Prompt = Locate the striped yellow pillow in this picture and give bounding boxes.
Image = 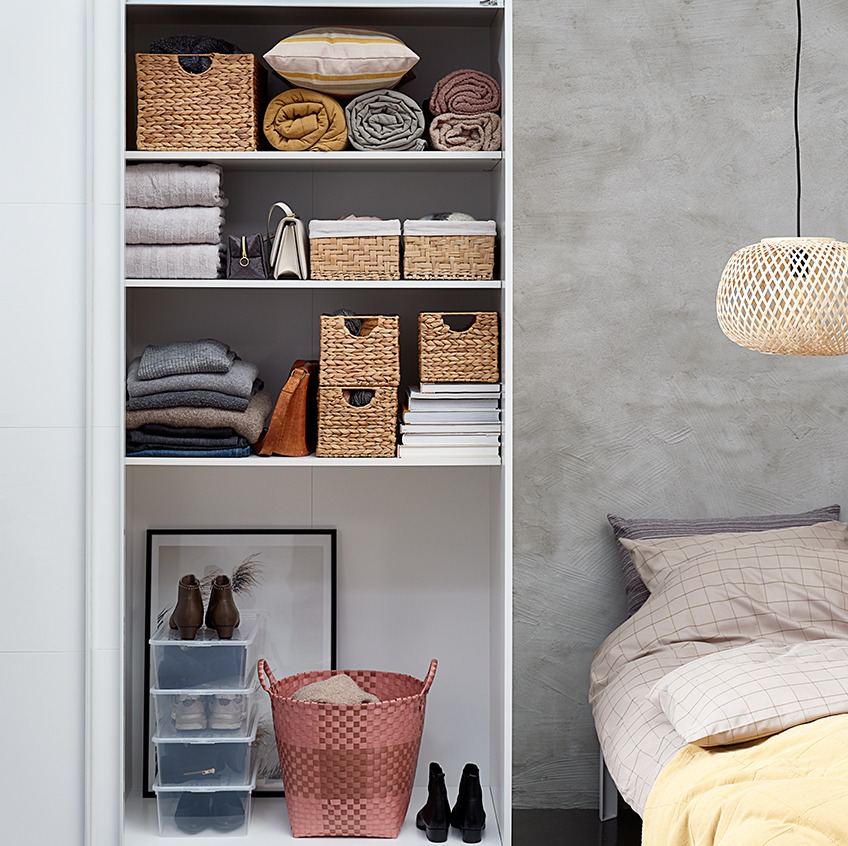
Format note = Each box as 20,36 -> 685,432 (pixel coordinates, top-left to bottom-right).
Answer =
263,28 -> 419,98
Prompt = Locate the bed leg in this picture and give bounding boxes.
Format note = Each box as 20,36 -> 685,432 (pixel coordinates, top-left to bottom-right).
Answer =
599,750 -> 619,821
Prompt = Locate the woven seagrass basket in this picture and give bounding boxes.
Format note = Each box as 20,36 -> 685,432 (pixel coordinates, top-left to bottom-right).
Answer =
258,659 -> 437,838
316,387 -> 398,458
136,53 -> 260,151
404,234 -> 495,280
310,236 -> 401,280
320,315 -> 400,387
418,312 -> 499,383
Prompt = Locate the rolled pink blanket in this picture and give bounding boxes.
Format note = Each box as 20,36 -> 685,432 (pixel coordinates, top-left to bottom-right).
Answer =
429,112 -> 502,152
429,69 -> 501,116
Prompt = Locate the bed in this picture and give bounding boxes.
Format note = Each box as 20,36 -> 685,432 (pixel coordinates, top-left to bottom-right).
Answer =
589,511 -> 848,845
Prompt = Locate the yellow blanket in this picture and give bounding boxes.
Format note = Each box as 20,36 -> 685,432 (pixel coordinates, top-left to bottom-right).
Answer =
262,88 -> 347,152
644,714 -> 848,845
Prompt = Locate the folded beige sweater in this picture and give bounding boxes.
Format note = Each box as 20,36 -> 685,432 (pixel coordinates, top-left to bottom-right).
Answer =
291,673 -> 380,705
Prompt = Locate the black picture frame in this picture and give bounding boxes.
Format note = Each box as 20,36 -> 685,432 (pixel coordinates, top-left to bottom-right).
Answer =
143,528 -> 337,798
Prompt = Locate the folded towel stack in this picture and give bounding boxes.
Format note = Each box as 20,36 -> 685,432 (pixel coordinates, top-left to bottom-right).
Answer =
428,69 -> 502,152
125,164 -> 227,279
125,339 -> 272,457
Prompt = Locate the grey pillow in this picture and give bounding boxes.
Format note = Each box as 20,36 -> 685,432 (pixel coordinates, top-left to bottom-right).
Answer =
608,504 -> 841,617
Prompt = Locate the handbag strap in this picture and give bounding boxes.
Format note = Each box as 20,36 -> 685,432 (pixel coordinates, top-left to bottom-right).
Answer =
267,202 -> 297,240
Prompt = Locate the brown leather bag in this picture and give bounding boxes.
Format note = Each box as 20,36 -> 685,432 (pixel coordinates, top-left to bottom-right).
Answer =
255,360 -> 318,456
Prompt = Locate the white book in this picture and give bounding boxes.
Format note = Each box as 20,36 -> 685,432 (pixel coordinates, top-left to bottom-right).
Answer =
400,422 -> 502,434
418,383 -> 501,394
409,389 -> 501,403
407,394 -> 499,411
398,444 -> 501,458
400,433 -> 501,446
402,409 -> 501,424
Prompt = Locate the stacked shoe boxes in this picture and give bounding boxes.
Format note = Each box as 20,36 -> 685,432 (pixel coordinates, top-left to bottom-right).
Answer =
148,612 -> 265,836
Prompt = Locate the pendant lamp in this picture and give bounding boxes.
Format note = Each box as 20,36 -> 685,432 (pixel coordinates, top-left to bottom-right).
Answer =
716,0 -> 848,356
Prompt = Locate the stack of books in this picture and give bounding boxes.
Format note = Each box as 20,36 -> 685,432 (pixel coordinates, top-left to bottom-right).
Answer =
398,383 -> 502,459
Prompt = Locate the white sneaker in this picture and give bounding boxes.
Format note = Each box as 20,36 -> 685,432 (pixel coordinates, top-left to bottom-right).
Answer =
208,695 -> 247,730
171,695 -> 207,731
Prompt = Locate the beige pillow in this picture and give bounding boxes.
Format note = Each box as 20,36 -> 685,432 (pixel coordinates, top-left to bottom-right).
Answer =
264,28 -> 419,97
619,520 -> 848,592
650,639 -> 848,746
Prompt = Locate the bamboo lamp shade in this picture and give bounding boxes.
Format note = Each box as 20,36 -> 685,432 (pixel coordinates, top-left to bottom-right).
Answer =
717,237 -> 848,355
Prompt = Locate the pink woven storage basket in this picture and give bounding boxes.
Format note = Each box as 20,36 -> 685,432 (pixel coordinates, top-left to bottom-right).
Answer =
258,659 -> 437,838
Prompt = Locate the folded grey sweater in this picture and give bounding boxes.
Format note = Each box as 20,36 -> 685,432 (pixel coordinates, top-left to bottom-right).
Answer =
126,388 -> 253,413
127,357 -> 258,399
125,390 -> 274,444
137,339 -> 235,380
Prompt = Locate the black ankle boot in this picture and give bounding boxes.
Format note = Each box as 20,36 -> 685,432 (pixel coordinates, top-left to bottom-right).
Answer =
416,762 -> 450,842
450,763 -> 486,843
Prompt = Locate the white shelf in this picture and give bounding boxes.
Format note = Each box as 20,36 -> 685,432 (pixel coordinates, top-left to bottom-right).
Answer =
126,0 -> 502,8
125,151 -> 503,172
126,455 -> 501,467
126,278 -> 504,289
125,786 -> 502,845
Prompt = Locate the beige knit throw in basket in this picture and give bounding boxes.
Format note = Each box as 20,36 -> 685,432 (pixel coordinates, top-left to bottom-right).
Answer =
258,659 -> 437,838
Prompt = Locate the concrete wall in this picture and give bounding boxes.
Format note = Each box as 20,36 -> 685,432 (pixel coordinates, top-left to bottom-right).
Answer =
512,0 -> 848,809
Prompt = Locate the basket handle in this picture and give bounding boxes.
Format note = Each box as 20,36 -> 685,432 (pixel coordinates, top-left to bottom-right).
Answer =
257,659 -> 277,693
421,659 -> 438,695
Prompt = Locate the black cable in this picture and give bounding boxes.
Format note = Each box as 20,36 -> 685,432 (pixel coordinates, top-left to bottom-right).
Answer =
795,0 -> 802,237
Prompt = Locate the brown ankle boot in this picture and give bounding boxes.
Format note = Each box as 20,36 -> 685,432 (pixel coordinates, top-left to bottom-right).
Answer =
168,574 -> 203,640
205,575 -> 240,639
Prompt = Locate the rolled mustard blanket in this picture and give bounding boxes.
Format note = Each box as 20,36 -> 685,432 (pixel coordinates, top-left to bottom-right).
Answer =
429,112 -> 502,152
429,69 -> 501,116
345,89 -> 426,151
263,88 -> 347,151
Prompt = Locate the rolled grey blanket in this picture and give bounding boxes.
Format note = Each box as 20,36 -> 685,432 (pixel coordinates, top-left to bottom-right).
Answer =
127,357 -> 258,399
125,163 -> 227,209
345,89 -> 426,151
125,244 -> 223,279
429,112 -> 502,152
125,390 -> 275,444
137,339 -> 235,380
125,207 -> 225,245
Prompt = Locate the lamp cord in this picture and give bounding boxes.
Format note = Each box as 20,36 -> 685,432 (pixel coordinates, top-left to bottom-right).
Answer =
794,0 -> 802,237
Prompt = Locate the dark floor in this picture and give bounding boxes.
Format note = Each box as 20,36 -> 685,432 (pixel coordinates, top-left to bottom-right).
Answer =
513,807 -> 642,846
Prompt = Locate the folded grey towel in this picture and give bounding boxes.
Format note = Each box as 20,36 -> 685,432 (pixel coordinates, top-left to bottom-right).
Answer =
137,339 -> 235,380
345,89 -> 426,151
125,207 -> 225,245
125,163 -> 227,209
125,390 -> 275,444
291,674 -> 380,705
127,357 -> 258,399
126,387 -> 254,413
125,244 -> 223,279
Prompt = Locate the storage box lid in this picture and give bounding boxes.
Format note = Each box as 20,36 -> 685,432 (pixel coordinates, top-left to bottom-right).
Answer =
150,680 -> 258,697
309,219 -> 401,238
149,611 -> 264,647
403,219 -> 496,236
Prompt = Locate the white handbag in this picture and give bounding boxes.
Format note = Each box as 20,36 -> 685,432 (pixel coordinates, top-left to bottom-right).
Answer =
267,202 -> 309,279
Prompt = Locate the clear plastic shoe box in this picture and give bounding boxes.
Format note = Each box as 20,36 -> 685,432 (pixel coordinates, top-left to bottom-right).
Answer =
151,684 -> 258,739
153,764 -> 257,837
153,712 -> 258,787
149,612 -> 265,690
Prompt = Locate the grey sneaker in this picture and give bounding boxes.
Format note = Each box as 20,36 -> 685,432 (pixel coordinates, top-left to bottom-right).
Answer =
171,695 -> 207,731
208,694 -> 247,731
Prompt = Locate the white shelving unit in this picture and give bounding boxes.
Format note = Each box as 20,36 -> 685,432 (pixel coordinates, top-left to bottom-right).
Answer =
86,1 -> 511,844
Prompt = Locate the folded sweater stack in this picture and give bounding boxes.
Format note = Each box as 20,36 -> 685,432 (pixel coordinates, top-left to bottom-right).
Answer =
125,339 -> 273,457
125,163 -> 227,279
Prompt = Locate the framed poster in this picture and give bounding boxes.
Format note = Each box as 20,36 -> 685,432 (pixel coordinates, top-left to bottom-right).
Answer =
143,528 -> 337,796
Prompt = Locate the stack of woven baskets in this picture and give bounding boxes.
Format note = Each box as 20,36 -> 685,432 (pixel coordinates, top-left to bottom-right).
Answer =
316,315 -> 400,457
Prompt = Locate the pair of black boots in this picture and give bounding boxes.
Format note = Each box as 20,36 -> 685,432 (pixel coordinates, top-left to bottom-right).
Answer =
416,762 -> 486,843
